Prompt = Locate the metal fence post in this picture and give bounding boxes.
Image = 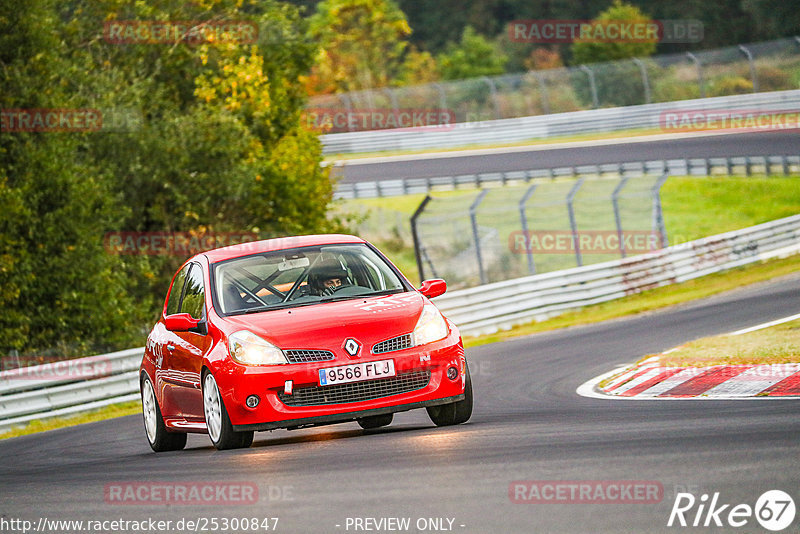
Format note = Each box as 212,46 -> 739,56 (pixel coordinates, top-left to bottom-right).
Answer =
686,53 -> 705,98
430,82 -> 448,114
410,195 -> 432,282
579,65 -> 599,109
652,173 -> 669,249
339,93 -> 354,132
533,72 -> 551,114
519,184 -> 538,274
566,178 -> 585,266
738,45 -> 759,93
481,76 -> 501,119
631,58 -> 651,104
4,349 -> 20,371
611,176 -> 631,257
384,87 -> 399,113
420,247 -> 439,279
470,190 -> 490,284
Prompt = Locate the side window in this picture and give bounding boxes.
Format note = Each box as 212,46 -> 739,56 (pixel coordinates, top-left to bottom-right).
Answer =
165,264 -> 191,316
180,264 -> 206,320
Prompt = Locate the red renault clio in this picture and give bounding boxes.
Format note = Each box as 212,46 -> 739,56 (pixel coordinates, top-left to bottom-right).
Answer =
140,234 -> 472,451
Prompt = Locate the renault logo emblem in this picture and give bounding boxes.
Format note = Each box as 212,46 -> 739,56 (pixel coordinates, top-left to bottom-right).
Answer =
344,338 -> 361,357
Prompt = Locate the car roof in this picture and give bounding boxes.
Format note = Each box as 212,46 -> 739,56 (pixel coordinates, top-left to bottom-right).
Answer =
201,234 -> 366,263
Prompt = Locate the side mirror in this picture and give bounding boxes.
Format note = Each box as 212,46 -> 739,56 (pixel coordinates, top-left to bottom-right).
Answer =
165,313 -> 199,332
419,279 -> 447,299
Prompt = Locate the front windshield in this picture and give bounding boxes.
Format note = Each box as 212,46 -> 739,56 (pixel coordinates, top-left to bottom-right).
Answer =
212,244 -> 407,315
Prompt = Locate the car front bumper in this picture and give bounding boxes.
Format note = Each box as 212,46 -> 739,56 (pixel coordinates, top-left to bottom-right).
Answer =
216,330 -> 466,431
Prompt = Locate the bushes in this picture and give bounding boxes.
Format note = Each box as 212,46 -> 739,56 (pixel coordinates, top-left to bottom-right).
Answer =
0,0 -> 340,358
708,76 -> 753,96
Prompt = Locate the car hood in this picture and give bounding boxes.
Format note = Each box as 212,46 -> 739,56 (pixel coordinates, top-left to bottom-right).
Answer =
222,292 -> 425,352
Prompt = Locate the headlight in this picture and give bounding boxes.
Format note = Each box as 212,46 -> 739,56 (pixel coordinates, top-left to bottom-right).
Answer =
228,330 -> 288,366
413,304 -> 448,346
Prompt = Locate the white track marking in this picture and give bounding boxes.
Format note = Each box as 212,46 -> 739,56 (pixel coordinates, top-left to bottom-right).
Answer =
610,367 -> 669,395
728,313 -> 800,336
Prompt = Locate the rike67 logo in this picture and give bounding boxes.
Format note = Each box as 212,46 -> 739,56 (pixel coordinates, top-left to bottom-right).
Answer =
668,490 -> 795,531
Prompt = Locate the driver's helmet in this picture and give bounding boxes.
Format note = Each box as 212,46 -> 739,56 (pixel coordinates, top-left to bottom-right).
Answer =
308,258 -> 349,294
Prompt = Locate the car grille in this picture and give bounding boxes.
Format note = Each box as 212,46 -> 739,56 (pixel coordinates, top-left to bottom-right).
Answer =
372,333 -> 413,354
278,371 -> 430,407
284,350 -> 335,363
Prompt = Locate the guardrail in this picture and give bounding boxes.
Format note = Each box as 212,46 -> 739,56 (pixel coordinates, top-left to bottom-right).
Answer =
434,214 -> 800,336
0,348 -> 142,433
312,37 -> 800,135
1,214 -> 798,431
323,89 -> 800,156
335,153 -> 800,199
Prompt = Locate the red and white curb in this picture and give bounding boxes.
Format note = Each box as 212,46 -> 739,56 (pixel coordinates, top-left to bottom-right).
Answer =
578,314 -> 800,401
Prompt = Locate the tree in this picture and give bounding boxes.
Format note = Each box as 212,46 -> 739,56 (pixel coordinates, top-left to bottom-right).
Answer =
437,26 -> 508,81
0,0 -> 151,355
397,47 -> 439,86
570,0 -> 657,65
306,0 -> 412,93
0,0 -> 341,357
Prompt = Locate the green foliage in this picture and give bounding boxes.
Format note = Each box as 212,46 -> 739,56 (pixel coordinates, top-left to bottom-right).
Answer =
570,1 -> 657,66
707,76 -> 753,97
307,0 -> 412,93
437,26 -> 508,81
566,2 -> 658,107
0,0 -> 340,357
755,66 -> 792,91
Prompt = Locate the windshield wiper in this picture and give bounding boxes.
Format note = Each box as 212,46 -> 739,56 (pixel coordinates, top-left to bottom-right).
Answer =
238,289 -> 407,312
241,302 -> 317,314
319,288 -> 405,303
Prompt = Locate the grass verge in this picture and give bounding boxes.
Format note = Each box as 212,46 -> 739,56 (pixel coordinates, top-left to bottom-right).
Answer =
463,253 -> 800,348
656,319 -> 800,368
0,400 -> 141,440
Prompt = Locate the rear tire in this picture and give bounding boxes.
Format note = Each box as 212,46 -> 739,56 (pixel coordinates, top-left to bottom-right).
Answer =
427,361 -> 473,426
203,372 -> 254,450
141,375 -> 187,452
357,413 -> 393,429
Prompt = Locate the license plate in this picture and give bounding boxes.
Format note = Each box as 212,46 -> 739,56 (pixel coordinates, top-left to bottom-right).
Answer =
319,359 -> 395,386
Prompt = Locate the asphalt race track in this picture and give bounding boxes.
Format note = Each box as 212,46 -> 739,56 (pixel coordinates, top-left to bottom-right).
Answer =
334,131 -> 800,183
2,274 -> 799,533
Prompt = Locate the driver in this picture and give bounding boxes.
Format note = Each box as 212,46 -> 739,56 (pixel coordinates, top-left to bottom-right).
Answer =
308,258 -> 350,296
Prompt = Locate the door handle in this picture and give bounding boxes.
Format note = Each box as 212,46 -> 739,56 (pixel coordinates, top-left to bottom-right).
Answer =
167,344 -> 175,352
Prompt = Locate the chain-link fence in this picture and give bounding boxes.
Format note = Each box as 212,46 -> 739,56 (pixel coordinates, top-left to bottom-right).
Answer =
410,174 -> 668,289
308,38 -> 800,127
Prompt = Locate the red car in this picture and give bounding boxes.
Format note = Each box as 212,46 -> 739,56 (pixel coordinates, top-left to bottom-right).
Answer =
140,234 -> 472,451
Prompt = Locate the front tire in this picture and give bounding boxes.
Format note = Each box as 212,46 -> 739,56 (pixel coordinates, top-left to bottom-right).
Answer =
427,361 -> 473,426
141,375 -> 187,452
203,372 -> 254,450
357,413 -> 393,429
